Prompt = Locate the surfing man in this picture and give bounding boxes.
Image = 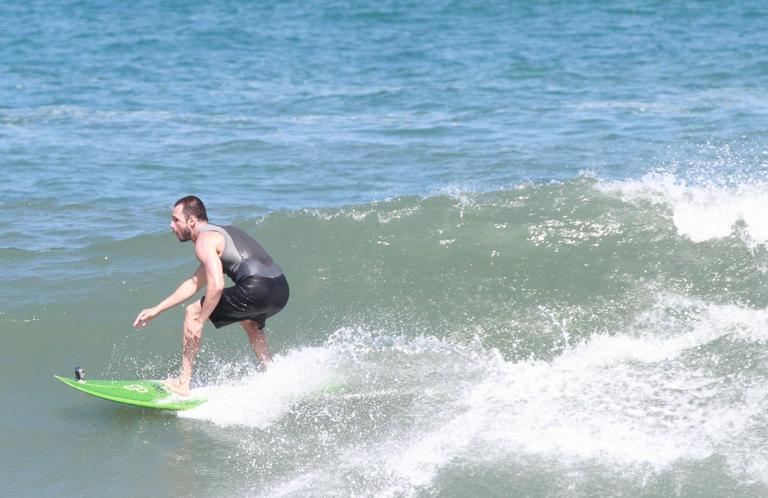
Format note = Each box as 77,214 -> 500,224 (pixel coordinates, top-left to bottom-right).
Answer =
133,196 -> 289,396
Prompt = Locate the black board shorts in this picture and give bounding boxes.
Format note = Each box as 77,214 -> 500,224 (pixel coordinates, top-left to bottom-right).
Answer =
202,274 -> 289,329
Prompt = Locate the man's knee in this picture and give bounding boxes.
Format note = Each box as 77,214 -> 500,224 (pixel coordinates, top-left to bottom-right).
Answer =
185,301 -> 201,320
241,319 -> 263,334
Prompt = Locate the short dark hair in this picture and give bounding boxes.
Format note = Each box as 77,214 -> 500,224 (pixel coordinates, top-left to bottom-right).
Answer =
174,195 -> 208,221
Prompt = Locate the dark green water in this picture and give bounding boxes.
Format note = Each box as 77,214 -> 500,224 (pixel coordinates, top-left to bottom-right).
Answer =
6,180 -> 768,496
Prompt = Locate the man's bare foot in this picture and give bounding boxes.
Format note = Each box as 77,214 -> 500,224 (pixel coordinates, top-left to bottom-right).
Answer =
163,377 -> 190,397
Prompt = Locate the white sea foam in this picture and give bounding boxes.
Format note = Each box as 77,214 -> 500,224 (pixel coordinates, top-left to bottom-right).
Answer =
595,172 -> 768,247
300,203 -> 421,224
179,346 -> 340,428
370,296 -> 768,495
187,296 -> 768,496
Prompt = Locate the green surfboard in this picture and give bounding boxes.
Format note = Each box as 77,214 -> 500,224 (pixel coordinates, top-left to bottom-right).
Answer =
55,375 -> 206,411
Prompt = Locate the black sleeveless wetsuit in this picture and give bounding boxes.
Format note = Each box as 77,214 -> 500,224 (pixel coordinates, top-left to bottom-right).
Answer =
199,224 -> 289,329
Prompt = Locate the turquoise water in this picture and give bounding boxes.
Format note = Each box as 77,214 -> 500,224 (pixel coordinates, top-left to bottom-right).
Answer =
4,1 -> 768,496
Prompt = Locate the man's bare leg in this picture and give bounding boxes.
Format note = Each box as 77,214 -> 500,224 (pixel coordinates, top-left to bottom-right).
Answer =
165,301 -> 203,396
241,319 -> 272,366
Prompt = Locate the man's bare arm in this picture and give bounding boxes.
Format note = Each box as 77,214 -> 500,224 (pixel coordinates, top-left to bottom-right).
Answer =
194,232 -> 225,324
133,264 -> 207,328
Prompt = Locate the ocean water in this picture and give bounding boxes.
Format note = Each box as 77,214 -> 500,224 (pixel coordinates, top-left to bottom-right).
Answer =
3,0 -> 768,496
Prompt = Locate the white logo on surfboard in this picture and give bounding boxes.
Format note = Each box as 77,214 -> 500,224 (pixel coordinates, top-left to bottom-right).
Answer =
124,384 -> 149,393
